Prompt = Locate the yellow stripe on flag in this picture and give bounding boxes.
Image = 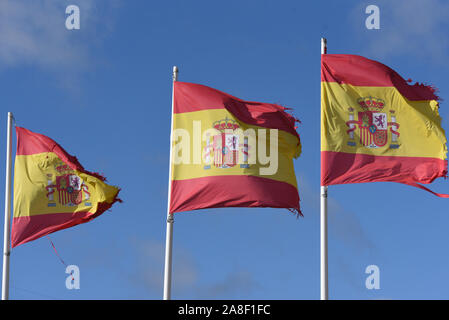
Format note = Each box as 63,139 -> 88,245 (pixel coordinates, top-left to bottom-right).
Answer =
14,153 -> 119,217
321,82 -> 447,159
172,109 -> 299,188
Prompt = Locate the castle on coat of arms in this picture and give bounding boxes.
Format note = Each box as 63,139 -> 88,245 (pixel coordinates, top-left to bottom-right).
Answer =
346,97 -> 400,149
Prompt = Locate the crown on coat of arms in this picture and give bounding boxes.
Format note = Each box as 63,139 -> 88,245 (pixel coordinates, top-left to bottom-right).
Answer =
357,97 -> 385,111
213,117 -> 240,132
54,161 -> 72,174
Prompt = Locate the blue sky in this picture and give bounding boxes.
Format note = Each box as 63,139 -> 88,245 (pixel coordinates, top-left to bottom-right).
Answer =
1,0 -> 449,300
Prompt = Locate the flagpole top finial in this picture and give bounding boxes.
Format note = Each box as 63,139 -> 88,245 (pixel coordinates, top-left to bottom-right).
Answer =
172,66 -> 178,81
321,38 -> 327,54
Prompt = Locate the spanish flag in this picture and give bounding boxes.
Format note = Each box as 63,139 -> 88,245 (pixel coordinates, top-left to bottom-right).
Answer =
170,82 -> 302,215
12,127 -> 121,247
321,54 -> 447,195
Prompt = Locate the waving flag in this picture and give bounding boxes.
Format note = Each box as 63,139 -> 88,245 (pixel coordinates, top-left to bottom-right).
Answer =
321,54 -> 447,194
170,82 -> 302,215
12,127 -> 121,247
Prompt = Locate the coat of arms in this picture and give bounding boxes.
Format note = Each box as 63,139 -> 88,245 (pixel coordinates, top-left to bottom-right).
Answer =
346,97 -> 400,149
203,117 -> 250,169
46,162 -> 90,207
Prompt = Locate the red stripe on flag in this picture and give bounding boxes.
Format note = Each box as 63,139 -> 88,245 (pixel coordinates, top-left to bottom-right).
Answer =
11,198 -> 120,248
321,151 -> 447,186
170,175 -> 301,215
173,82 -> 301,140
12,211 -> 95,248
321,54 -> 439,101
15,127 -> 107,182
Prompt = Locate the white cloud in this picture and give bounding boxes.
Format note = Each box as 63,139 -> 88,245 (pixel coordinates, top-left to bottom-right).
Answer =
0,0 -> 120,71
297,174 -> 374,254
0,1 -> 81,69
129,239 -> 198,296
354,0 -> 449,65
327,196 -> 375,254
128,238 -> 261,299
196,270 -> 260,299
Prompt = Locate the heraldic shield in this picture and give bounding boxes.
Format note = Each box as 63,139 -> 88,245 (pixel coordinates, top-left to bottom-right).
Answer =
45,161 -> 91,207
55,174 -> 84,206
203,117 -> 250,169
346,97 -> 400,149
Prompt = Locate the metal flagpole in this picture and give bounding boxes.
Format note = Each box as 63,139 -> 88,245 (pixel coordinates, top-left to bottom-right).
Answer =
320,38 -> 329,300
2,112 -> 13,300
163,66 -> 178,300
